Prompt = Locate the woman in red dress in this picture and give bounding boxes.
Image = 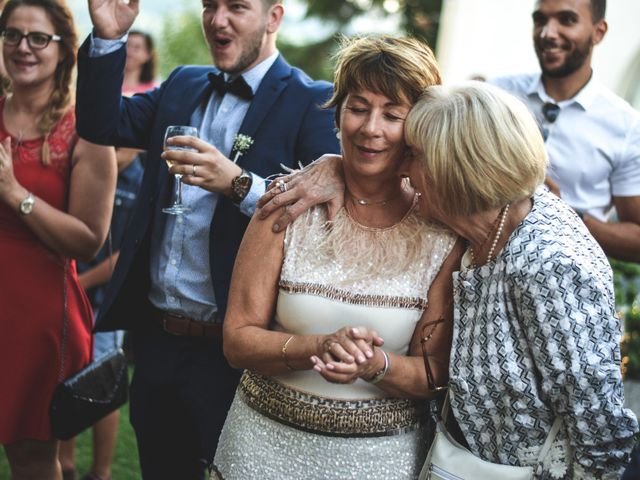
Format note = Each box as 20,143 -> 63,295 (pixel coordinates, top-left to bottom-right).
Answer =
0,1 -> 116,478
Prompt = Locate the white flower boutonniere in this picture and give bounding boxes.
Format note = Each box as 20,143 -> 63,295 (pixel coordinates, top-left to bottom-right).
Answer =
232,134 -> 254,163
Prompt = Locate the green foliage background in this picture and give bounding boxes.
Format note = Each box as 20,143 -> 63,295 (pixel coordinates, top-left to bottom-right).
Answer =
157,0 -> 443,82
613,260 -> 640,380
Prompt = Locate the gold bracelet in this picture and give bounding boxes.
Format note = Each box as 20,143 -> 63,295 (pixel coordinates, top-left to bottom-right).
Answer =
281,335 -> 295,371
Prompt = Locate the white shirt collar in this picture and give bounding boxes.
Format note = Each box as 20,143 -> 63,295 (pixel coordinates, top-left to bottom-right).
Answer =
527,72 -> 602,111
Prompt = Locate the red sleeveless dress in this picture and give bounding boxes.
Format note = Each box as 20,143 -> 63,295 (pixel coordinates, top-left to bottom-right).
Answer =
0,97 -> 93,443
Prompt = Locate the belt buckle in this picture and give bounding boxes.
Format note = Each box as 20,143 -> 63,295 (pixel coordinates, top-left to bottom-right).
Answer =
162,313 -> 185,336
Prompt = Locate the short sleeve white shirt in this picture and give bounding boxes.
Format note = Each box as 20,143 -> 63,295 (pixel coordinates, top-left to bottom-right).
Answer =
490,73 -> 640,221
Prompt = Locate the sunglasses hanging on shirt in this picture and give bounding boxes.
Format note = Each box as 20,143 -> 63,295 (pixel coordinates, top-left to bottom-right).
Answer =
540,102 -> 560,141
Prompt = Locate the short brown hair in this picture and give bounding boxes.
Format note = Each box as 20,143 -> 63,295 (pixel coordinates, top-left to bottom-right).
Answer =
405,82 -> 547,217
590,0 -> 606,22
324,35 -> 441,127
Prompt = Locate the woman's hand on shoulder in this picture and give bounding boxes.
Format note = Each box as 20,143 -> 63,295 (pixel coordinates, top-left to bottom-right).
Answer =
257,154 -> 345,233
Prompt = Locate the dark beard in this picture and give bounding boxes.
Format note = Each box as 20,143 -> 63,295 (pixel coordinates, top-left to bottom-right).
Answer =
536,35 -> 592,78
225,24 -> 266,75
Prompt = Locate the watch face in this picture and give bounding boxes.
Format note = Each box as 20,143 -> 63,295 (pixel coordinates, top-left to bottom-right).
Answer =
232,171 -> 252,203
235,176 -> 251,189
20,195 -> 34,214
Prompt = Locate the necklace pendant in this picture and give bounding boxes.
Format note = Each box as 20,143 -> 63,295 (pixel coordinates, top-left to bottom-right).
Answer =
358,199 -> 368,205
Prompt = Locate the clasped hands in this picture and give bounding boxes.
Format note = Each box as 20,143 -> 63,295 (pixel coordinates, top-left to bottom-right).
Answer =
311,326 -> 385,385
162,135 -> 242,196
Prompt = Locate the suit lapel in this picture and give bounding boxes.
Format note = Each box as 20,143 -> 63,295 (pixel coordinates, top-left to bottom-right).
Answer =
232,56 -> 292,165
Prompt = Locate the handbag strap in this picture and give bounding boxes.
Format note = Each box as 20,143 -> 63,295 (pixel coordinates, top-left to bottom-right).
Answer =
57,259 -> 70,382
440,390 -> 562,465
537,415 -> 562,462
106,227 -> 118,350
440,388 -> 451,422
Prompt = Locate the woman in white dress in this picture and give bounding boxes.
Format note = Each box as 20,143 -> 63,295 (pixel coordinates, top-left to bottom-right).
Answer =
211,36 -> 462,480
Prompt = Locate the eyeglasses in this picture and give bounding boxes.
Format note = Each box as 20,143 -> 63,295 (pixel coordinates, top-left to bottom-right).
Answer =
540,102 -> 560,141
1,28 -> 61,50
420,317 -> 448,392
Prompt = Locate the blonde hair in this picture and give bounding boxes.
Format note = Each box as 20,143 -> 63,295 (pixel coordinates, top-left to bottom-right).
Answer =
0,0 -> 77,166
324,35 -> 441,127
405,82 -> 547,217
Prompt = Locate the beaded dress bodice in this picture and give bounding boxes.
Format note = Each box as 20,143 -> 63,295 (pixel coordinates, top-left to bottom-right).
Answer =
213,203 -> 457,480
272,204 -> 456,399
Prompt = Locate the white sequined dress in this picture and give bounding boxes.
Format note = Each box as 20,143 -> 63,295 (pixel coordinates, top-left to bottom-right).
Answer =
212,203 -> 457,480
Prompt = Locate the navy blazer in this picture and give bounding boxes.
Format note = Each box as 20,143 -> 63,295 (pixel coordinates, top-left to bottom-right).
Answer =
76,37 -> 340,332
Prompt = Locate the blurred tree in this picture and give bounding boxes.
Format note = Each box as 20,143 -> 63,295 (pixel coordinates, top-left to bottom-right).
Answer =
305,0 -> 442,49
157,1 -> 443,83
283,0 -> 443,81
159,9 -> 210,78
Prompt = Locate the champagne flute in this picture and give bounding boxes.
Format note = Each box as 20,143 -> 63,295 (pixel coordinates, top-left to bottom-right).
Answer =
163,125 -> 198,215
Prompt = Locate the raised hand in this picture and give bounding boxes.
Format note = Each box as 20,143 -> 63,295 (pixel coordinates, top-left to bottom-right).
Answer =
88,0 -> 140,39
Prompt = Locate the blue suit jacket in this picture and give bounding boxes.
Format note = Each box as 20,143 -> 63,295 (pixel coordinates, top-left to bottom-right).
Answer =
76,37 -> 340,332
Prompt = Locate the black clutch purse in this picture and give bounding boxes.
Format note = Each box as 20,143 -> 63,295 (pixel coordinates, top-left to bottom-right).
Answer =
49,348 -> 129,440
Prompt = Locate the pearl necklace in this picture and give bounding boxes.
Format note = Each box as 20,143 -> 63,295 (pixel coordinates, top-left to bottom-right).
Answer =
469,203 -> 510,267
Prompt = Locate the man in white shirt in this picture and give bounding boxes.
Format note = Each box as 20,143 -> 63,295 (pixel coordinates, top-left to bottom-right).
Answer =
491,0 -> 640,262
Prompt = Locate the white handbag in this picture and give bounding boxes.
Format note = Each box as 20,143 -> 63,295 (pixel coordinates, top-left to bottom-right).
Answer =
419,391 -> 562,480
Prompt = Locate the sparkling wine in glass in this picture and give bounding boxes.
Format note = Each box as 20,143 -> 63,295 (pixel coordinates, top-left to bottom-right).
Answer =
163,125 -> 198,215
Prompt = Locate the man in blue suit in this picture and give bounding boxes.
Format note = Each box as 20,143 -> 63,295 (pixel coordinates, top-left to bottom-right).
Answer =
76,1 -> 339,478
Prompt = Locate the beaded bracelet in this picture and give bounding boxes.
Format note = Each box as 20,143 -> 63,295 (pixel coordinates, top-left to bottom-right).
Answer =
281,335 -> 295,371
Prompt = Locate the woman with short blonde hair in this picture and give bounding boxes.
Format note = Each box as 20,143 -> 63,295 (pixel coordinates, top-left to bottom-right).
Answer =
405,82 -> 546,216
404,82 -> 638,478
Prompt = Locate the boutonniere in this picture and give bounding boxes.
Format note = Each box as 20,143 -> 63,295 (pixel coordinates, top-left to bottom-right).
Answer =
232,134 -> 254,163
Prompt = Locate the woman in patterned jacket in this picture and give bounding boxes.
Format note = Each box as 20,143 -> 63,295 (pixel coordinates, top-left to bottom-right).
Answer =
404,81 -> 638,479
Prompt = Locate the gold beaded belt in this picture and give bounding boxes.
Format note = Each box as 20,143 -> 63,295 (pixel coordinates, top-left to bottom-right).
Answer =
238,371 -> 425,437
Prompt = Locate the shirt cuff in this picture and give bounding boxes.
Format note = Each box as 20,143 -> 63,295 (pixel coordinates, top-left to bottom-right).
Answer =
239,172 -> 266,217
89,31 -> 128,57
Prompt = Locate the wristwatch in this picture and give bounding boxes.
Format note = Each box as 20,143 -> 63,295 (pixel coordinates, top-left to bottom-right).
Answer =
19,192 -> 35,215
230,169 -> 253,204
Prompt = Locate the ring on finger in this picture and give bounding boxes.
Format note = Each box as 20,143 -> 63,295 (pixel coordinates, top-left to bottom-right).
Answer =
274,179 -> 286,193
192,164 -> 197,176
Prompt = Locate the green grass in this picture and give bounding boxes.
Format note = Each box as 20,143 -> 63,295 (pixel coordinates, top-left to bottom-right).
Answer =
0,399 -> 141,479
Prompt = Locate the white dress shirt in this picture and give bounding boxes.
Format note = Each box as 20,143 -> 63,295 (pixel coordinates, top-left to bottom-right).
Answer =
148,53 -> 279,322
490,73 -> 640,221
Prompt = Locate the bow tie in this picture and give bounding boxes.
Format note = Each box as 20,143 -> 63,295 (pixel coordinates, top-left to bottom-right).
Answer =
208,72 -> 254,100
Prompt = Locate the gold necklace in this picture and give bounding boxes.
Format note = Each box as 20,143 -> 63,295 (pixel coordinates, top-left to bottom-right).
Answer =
347,188 -> 403,207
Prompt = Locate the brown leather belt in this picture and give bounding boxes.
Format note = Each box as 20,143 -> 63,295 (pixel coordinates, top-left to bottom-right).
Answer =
151,308 -> 222,339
